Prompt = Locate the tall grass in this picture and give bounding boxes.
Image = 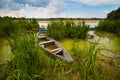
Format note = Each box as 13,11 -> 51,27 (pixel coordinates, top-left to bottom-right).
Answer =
46,20 -> 89,41
70,40 -> 120,80
47,20 -> 66,40
0,17 -> 39,38
2,33 -> 54,80
70,41 -> 98,80
1,33 -> 120,80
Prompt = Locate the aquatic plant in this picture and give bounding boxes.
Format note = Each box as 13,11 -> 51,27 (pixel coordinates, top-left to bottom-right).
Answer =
46,20 -> 89,40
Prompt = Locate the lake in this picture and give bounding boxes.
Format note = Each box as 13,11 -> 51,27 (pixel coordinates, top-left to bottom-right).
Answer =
38,20 -> 100,28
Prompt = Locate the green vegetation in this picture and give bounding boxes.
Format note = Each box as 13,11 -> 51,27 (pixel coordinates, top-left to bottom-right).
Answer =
95,20 -> 120,34
46,20 -> 89,40
1,35 -> 120,80
0,17 -> 39,38
0,33 -> 54,80
0,17 -> 120,80
107,7 -> 120,20
95,7 -> 120,35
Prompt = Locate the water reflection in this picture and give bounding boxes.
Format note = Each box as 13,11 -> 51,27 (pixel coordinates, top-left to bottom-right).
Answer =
88,31 -> 120,55
38,22 -> 48,28
86,22 -> 98,28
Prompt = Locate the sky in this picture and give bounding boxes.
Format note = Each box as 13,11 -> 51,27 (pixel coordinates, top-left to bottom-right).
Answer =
0,0 -> 120,18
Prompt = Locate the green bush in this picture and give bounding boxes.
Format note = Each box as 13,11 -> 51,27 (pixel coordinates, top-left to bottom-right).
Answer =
46,20 -> 89,40
95,7 -> 120,36
95,20 -> 120,35
0,17 -> 39,38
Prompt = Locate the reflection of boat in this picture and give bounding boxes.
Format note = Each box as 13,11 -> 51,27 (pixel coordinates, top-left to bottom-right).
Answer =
38,34 -> 74,62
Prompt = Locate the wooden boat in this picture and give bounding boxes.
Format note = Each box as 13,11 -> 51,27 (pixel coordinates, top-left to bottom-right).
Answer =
38,34 -> 74,62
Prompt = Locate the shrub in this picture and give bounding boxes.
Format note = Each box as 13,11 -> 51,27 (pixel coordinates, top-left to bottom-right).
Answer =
46,20 -> 89,40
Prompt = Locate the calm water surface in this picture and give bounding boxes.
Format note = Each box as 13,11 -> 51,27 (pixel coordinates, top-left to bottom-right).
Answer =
88,31 -> 120,56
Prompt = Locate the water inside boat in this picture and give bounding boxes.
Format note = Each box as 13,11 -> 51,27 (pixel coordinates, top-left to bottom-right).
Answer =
44,42 -> 58,50
38,37 -> 49,42
44,42 -> 64,56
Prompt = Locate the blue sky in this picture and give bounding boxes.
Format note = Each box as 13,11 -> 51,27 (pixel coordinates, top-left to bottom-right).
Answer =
0,0 -> 120,18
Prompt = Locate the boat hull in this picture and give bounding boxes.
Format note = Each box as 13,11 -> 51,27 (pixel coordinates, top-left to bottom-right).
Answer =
38,35 -> 74,62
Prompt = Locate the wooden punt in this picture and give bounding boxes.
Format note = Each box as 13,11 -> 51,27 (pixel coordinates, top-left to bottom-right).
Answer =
38,34 -> 74,62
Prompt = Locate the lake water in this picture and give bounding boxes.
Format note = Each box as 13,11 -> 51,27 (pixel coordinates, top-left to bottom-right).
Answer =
88,31 -> 120,57
38,22 -> 99,28
86,22 -> 98,28
38,22 -> 48,28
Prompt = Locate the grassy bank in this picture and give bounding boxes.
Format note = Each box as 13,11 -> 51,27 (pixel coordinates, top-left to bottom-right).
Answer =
0,33 -> 120,80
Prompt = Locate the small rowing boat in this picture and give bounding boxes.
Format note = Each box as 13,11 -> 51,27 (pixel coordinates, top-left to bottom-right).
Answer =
38,34 -> 74,62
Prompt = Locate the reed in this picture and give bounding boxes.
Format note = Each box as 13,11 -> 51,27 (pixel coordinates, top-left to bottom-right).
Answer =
1,33 -> 120,80
0,17 -> 39,38
4,33 -> 54,80
46,20 -> 89,41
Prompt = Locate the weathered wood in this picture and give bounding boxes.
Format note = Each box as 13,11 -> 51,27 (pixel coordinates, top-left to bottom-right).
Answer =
51,48 -> 61,52
53,49 -> 63,55
39,40 -> 54,45
38,35 -> 74,62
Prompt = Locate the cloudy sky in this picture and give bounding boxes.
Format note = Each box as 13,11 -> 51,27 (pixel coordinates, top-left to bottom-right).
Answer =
0,0 -> 120,18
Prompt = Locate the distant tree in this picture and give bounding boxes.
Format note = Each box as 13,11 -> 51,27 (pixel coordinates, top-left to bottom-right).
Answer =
107,7 -> 120,20
95,7 -> 120,36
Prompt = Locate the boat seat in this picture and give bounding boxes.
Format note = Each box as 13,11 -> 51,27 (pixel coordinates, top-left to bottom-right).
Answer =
50,48 -> 61,52
39,40 -> 54,45
53,49 -> 63,55
44,47 -> 63,55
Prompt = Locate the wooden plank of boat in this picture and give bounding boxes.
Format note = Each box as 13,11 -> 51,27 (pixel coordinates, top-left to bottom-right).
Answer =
38,35 -> 74,62
44,46 -> 74,62
39,40 -> 54,45
53,40 -> 74,62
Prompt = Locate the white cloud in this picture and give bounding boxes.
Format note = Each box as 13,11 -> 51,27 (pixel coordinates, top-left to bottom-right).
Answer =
1,0 -> 118,18
0,0 -> 66,18
70,0 -> 120,5
0,9 -> 26,17
24,0 -> 66,18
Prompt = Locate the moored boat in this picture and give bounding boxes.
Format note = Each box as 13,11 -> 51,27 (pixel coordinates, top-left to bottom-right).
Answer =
38,34 -> 74,62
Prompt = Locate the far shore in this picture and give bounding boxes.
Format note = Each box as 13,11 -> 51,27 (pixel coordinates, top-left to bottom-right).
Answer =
37,19 -> 101,23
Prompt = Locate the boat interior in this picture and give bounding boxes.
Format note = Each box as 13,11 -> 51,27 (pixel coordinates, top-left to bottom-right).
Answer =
39,37 -> 64,56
